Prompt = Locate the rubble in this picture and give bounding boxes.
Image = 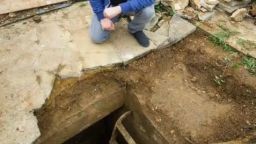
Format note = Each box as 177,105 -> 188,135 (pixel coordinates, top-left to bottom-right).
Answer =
217,0 -> 251,13
249,3 -> 256,17
177,7 -> 198,20
231,8 -> 247,22
190,0 -> 201,9
205,0 -> 219,5
198,10 -> 216,21
200,0 -> 219,11
32,15 -> 42,23
161,0 -> 189,10
161,0 -> 253,23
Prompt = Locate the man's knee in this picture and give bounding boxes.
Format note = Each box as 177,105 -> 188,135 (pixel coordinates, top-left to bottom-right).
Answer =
141,5 -> 155,20
90,15 -> 110,44
90,32 -> 109,44
90,23 -> 110,44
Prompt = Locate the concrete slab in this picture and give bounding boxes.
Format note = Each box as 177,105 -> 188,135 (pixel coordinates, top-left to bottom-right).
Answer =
196,10 -> 256,59
0,2 -> 196,144
168,14 -> 197,45
0,0 -> 67,14
112,20 -> 157,63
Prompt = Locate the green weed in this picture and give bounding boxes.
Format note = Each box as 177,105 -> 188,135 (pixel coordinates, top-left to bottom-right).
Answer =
155,3 -> 175,16
209,32 -> 234,52
209,25 -> 239,52
214,75 -> 225,86
242,56 -> 256,75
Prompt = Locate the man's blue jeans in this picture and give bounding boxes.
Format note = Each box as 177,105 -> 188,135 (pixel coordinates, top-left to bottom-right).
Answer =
89,5 -> 155,44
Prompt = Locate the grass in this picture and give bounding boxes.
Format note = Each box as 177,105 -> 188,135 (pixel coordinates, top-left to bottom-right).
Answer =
214,75 -> 225,86
209,25 -> 239,52
209,25 -> 256,76
242,56 -> 256,75
209,31 -> 235,52
155,3 -> 175,16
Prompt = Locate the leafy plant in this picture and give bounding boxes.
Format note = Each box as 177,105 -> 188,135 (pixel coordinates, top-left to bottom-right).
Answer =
209,25 -> 239,52
209,31 -> 235,52
214,75 -> 225,86
242,56 -> 256,75
155,3 -> 175,16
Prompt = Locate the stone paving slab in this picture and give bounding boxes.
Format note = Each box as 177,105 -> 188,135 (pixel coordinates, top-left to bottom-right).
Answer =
0,0 -> 67,14
196,10 -> 256,59
0,2 -> 196,144
167,14 -> 197,46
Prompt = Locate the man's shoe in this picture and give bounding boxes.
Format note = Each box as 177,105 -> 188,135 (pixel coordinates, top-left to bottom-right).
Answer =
131,31 -> 150,47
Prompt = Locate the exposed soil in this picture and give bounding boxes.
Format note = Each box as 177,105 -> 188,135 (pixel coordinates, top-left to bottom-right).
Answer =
37,30 -> 256,144
123,31 -> 256,143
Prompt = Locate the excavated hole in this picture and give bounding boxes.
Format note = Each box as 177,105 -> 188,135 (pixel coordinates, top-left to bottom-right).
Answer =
35,30 -> 256,144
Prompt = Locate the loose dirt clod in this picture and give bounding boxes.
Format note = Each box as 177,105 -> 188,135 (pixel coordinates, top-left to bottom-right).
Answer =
33,15 -> 42,23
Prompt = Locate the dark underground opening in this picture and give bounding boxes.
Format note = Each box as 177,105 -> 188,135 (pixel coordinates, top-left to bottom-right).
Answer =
63,108 -> 129,144
35,30 -> 256,144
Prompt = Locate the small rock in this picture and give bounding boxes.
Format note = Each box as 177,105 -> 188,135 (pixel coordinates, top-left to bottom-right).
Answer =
198,11 -> 216,21
200,0 -> 218,11
205,0 -> 219,5
33,15 -> 42,23
200,7 -> 208,12
157,19 -> 166,26
170,130 -> 175,134
8,12 -> 16,18
177,7 -> 198,20
162,0 -> 189,10
231,8 -> 247,22
191,76 -> 198,82
190,0 -> 201,9
249,3 -> 256,17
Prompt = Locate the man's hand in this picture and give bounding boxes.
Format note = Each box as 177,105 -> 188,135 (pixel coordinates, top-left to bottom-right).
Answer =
104,6 -> 122,19
100,18 -> 115,31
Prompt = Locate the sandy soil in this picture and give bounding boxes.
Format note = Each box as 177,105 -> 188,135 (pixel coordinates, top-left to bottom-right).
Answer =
123,31 -> 256,143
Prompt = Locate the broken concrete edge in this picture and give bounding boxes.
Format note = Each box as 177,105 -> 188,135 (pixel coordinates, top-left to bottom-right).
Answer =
0,1 -> 73,27
0,0 -> 69,15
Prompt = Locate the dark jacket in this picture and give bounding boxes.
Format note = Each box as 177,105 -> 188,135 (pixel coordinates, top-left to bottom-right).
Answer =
89,0 -> 154,20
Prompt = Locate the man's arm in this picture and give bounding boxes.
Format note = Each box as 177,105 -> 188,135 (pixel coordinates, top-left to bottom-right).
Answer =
104,0 -> 154,19
89,0 -> 105,20
120,0 -> 154,13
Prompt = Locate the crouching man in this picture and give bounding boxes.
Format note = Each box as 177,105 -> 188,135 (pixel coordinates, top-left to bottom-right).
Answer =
89,0 -> 155,47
